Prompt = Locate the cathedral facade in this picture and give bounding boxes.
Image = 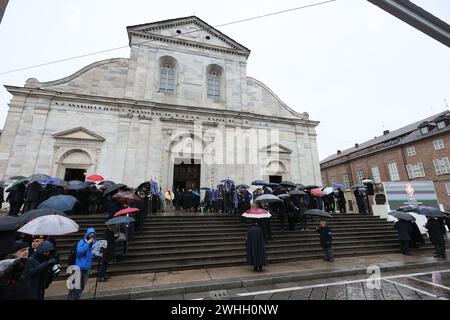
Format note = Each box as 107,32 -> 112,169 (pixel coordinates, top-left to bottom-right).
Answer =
0,16 -> 321,190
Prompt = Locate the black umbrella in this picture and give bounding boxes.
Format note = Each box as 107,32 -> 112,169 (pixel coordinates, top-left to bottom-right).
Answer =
236,184 -> 250,189
105,216 -> 135,226
280,181 -> 296,188
103,183 -> 126,196
5,178 -> 29,192
67,182 -> 89,190
18,208 -> 67,227
388,211 -> 415,221
413,206 -> 447,218
295,183 -> 306,189
0,216 -> 20,232
304,209 -> 332,218
251,180 -> 269,186
0,231 -> 17,258
50,180 -> 69,187
397,205 -> 417,212
289,189 -> 307,196
68,180 -> 84,185
28,174 -> 50,182
99,180 -> 116,186
266,183 -> 279,188
8,176 -> 26,181
278,194 -> 290,199
200,187 -> 211,190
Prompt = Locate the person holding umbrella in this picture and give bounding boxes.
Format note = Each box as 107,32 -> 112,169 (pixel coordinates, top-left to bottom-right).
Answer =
316,219 -> 334,262
67,228 -> 96,300
337,188 -> 346,213
7,183 -> 26,216
425,216 -> 447,259
28,241 -> 58,300
394,219 -> 413,255
242,209 -> 269,272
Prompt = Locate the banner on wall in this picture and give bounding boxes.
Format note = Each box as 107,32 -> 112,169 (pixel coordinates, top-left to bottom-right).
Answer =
383,181 -> 440,210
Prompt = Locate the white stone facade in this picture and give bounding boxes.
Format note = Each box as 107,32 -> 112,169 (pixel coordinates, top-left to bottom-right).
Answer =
0,16 -> 321,189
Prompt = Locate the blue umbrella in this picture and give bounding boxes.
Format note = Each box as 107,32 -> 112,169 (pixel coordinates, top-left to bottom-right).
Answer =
397,205 -> 418,213
221,179 -> 234,184
37,195 -> 78,212
192,191 -> 200,197
334,184 -> 346,189
413,206 -> 447,218
42,177 -> 63,185
68,180 -> 83,185
251,180 -> 269,186
105,216 -> 135,226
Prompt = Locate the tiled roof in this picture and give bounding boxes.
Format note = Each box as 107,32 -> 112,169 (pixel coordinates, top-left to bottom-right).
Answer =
320,110 -> 450,164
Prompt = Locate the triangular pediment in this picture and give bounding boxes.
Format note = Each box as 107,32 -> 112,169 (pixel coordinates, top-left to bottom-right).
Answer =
52,127 -> 105,142
260,143 -> 292,154
127,16 -> 251,57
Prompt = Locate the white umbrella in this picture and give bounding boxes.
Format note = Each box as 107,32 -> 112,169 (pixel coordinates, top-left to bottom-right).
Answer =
17,215 -> 79,236
254,194 -> 282,203
322,187 -> 334,195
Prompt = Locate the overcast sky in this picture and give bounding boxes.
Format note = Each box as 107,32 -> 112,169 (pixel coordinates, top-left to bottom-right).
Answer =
0,0 -> 449,161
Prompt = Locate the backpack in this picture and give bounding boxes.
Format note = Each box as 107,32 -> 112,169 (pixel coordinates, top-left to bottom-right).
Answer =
67,242 -> 79,266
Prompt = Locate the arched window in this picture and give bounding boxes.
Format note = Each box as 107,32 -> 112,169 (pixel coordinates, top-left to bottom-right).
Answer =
159,56 -> 177,94
207,64 -> 223,102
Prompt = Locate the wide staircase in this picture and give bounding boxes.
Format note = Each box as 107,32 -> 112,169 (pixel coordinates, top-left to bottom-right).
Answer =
54,212 -> 437,277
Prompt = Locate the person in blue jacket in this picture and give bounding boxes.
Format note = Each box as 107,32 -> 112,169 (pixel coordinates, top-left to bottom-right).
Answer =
67,228 -> 96,300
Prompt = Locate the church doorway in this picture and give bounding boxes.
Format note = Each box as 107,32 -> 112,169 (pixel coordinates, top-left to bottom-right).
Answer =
173,159 -> 200,191
269,175 -> 282,183
64,168 -> 87,182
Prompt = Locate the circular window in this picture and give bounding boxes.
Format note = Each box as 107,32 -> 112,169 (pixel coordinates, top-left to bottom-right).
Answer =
205,36 -> 211,40
176,30 -> 182,34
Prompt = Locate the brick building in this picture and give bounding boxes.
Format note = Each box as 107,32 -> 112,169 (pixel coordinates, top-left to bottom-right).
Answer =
320,110 -> 450,210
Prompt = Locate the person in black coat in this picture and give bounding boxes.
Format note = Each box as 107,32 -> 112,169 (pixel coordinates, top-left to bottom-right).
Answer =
24,181 -> 42,212
88,186 -> 100,215
27,241 -> 57,300
270,200 -> 286,231
394,219 -> 412,255
183,189 -> 195,212
7,183 -> 25,216
0,257 -> 29,300
317,219 -> 334,262
98,225 -> 119,282
246,221 -> 267,272
425,216 -> 447,259
409,221 -> 425,248
337,189 -> 346,213
257,202 -> 273,241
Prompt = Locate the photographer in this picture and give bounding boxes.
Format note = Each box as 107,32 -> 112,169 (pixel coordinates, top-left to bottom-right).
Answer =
27,241 -> 57,300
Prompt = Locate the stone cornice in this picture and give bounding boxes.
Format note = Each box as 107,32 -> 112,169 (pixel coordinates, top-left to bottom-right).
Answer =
4,86 -> 320,128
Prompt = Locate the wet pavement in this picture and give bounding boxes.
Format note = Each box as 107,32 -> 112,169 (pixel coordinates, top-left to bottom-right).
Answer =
162,268 -> 450,300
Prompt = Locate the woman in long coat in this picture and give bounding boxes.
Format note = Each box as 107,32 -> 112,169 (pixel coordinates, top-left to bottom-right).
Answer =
246,221 -> 267,272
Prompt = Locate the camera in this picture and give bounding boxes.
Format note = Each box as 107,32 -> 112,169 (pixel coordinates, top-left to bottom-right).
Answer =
51,264 -> 61,276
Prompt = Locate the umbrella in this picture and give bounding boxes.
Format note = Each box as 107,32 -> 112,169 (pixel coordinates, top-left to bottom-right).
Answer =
68,180 -> 83,185
289,189 -> 306,196
279,181 -> 296,188
310,188 -> 325,197
322,187 -> 334,195
67,182 -> 89,190
413,206 -> 447,218
28,174 -> 50,182
236,184 -> 250,189
397,205 -> 418,212
277,194 -> 290,199
42,177 -> 63,185
242,208 -> 272,219
304,209 -> 332,218
334,184 -> 346,189
86,174 -> 104,182
6,178 -> 28,192
99,180 -> 115,185
50,180 -> 69,188
8,176 -> 26,181
113,207 -> 140,217
0,216 -> 20,232
85,181 -> 96,185
103,184 -> 126,196
254,194 -> 282,203
352,184 -> 367,189
112,191 -> 140,205
304,185 -> 320,190
18,215 -> 78,236
192,191 -> 200,197
200,187 -> 211,190
0,231 -> 18,258
18,208 -> 67,227
37,195 -> 78,212
251,180 -> 269,186
295,183 -> 306,189
362,179 -> 374,184
105,216 -> 135,226
266,183 -> 279,187
221,179 -> 234,184
388,211 -> 415,221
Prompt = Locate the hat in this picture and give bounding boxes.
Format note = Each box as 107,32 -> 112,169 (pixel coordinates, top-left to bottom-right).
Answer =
32,235 -> 46,240
10,242 -> 29,254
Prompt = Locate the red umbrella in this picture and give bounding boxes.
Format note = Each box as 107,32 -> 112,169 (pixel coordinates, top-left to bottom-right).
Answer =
86,174 -> 104,182
112,191 -> 140,205
113,207 -> 140,217
310,188 -> 325,197
242,208 -> 271,219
